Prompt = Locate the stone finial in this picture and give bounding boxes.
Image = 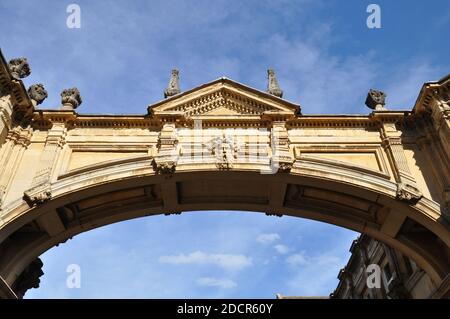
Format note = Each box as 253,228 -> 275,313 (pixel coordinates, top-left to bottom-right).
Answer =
164,69 -> 181,98
61,87 -> 82,110
267,69 -> 283,98
27,84 -> 48,105
8,57 -> 31,80
365,89 -> 386,110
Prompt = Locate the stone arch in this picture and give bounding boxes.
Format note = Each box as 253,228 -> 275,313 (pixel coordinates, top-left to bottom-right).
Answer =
1,52 -> 449,298
0,165 -> 449,298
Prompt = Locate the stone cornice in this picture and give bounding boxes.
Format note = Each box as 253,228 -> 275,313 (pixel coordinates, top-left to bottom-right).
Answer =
370,110 -> 409,122
288,115 -> 380,128
28,111 -> 416,130
31,111 -> 161,130
413,74 -> 450,116
0,50 -> 33,123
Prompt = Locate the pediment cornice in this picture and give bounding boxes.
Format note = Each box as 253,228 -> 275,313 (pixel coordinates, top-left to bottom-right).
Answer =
148,78 -> 301,121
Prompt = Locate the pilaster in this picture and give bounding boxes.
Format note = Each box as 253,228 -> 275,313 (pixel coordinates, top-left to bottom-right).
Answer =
0,125 -> 32,210
380,122 -> 422,203
24,122 -> 66,205
152,122 -> 178,176
271,121 -> 294,173
0,95 -> 13,146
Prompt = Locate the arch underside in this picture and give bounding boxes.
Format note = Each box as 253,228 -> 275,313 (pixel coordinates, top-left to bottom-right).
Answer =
1,159 -> 450,298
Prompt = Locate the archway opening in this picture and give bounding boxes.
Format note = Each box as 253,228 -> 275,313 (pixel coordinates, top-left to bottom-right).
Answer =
25,211 -> 358,298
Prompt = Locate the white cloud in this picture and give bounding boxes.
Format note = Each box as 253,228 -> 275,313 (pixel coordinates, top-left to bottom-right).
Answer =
158,251 -> 252,271
274,244 -> 290,254
197,277 -> 237,289
384,62 -> 443,109
283,249 -> 350,296
286,251 -> 342,267
256,233 -> 280,244
286,253 -> 309,266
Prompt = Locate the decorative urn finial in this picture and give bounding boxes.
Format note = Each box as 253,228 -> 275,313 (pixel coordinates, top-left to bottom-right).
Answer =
164,69 -> 181,98
8,57 -> 31,80
365,89 -> 386,110
267,69 -> 283,98
27,84 -> 48,106
61,87 -> 82,110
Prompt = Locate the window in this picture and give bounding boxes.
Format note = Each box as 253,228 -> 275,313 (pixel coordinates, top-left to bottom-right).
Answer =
383,264 -> 392,282
403,255 -> 413,276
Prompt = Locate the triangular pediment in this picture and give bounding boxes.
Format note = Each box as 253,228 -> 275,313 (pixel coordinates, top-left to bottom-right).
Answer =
148,78 -> 300,119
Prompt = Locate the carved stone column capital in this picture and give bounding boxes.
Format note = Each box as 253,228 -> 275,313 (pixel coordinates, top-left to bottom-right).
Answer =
6,125 -> 32,147
8,57 -> 31,80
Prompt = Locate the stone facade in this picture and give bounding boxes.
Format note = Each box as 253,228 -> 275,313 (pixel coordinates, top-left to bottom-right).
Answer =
0,49 -> 450,298
331,235 -> 437,299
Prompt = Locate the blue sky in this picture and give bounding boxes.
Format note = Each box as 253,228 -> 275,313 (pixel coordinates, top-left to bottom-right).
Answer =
1,0 -> 449,298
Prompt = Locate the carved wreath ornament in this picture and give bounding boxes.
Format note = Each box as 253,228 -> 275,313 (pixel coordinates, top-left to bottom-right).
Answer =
206,135 -> 242,170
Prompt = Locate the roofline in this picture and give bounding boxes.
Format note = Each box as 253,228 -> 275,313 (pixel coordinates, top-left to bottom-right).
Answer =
147,77 -> 301,111
413,73 -> 450,114
31,111 -> 410,120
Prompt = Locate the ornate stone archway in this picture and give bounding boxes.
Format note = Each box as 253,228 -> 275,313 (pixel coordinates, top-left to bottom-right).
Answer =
0,51 -> 449,298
